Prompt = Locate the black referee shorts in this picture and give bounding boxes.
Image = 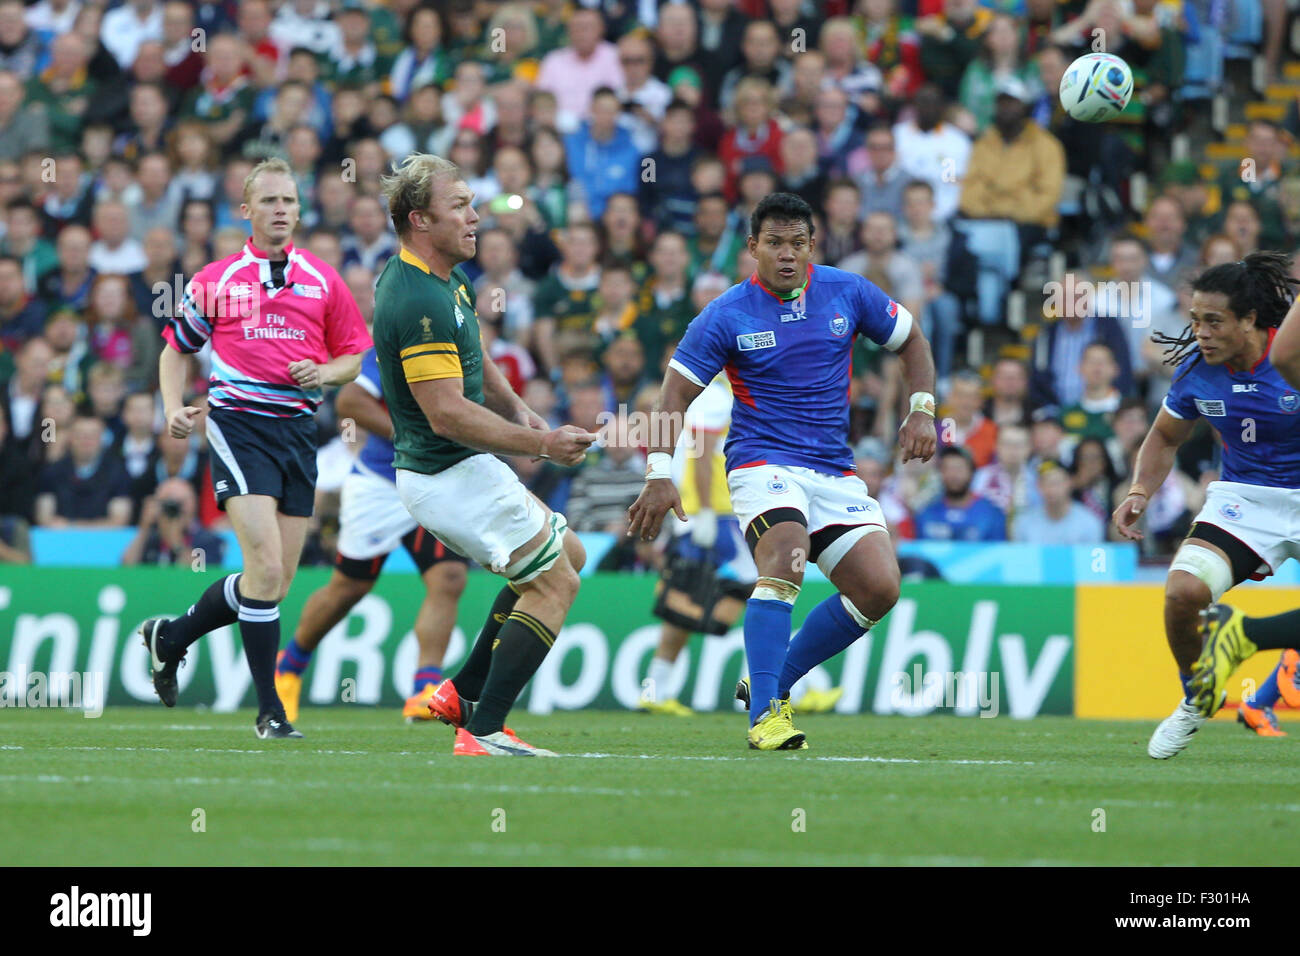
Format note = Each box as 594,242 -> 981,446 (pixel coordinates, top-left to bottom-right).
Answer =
204,406 -> 318,517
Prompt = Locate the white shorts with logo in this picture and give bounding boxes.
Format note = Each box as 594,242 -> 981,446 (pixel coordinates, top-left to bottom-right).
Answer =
727,464 -> 888,575
1191,480 -> 1300,576
337,467 -> 418,561
395,453 -> 547,573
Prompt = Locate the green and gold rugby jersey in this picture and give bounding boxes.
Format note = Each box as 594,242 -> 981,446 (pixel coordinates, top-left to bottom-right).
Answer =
373,247 -> 483,475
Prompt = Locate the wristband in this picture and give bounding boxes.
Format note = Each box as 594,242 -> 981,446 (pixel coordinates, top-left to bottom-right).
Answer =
1127,484 -> 1149,499
646,452 -> 673,480
909,391 -> 936,417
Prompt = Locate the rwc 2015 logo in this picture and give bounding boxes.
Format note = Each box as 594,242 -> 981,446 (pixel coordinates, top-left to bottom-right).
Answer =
737,331 -> 776,351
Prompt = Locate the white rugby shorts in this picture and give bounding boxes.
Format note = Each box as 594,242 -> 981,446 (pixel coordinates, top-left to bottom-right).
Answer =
1191,480 -> 1300,576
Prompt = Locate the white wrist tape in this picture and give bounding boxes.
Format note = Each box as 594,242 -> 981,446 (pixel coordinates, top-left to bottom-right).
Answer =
646,452 -> 673,480
909,391 -> 936,417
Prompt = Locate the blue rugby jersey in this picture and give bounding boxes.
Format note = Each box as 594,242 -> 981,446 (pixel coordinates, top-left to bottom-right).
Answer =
669,264 -> 912,476
1162,329 -> 1300,489
351,347 -> 398,483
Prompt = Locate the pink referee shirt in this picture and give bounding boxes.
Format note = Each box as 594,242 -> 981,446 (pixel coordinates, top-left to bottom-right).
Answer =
162,239 -> 372,417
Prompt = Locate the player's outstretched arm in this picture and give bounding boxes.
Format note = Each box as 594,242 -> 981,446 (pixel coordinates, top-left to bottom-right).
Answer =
893,320 -> 938,463
626,366 -> 704,541
410,376 -> 595,465
1111,407 -> 1195,541
1273,296 -> 1300,389
336,382 -> 394,441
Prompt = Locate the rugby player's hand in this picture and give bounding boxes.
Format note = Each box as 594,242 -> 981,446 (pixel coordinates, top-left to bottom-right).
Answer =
517,406 -> 549,431
539,425 -> 598,466
1112,494 -> 1146,541
167,405 -> 203,438
626,479 -> 686,542
897,411 -> 937,463
288,360 -> 323,389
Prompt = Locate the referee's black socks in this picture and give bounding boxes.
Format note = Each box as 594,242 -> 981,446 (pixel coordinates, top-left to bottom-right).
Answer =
158,573 -> 242,660
465,609 -> 554,736
238,597 -> 284,720
451,582 -> 520,701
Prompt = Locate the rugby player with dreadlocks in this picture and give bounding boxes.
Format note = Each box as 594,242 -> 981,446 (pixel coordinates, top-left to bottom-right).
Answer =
1111,252 -> 1300,758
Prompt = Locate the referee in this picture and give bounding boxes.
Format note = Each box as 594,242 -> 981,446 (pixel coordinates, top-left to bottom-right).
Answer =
140,158 -> 372,738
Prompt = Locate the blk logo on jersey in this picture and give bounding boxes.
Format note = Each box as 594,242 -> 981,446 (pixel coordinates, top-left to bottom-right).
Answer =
1281,393 -> 1299,413
737,331 -> 777,351
1219,502 -> 1243,521
1195,399 -> 1227,417
829,314 -> 849,337
1232,383 -> 1259,393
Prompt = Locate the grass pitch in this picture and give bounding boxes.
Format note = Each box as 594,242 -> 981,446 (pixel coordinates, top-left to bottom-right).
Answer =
3,708 -> 1298,866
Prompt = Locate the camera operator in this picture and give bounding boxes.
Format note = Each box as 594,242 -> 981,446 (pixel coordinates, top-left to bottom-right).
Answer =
121,477 -> 225,568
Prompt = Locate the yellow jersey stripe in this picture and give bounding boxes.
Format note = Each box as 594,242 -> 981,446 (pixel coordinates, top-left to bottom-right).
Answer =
401,342 -> 455,359
403,352 -> 462,382
398,247 -> 430,273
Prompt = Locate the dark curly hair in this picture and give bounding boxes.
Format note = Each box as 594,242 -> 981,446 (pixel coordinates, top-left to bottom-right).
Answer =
750,191 -> 816,241
1155,251 -> 1297,379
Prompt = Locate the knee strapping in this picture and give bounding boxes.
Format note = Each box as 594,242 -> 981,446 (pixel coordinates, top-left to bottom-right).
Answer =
752,576 -> 800,605
501,512 -> 569,585
1170,544 -> 1234,602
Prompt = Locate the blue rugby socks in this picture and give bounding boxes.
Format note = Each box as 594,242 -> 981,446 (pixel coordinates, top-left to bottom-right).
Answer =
744,597 -> 794,725
779,594 -> 868,699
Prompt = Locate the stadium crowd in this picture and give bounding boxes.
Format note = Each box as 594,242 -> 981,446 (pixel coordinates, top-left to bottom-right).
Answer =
0,0 -> 1296,570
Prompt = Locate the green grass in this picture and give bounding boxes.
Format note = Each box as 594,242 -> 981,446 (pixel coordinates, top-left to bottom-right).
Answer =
3,708 -> 1298,866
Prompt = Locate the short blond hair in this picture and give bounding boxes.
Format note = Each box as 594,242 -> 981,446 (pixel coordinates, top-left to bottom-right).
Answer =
242,157 -> 295,205
380,153 -> 461,237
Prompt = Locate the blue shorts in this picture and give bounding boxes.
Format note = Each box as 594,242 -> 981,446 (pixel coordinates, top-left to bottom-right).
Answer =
204,406 -> 318,517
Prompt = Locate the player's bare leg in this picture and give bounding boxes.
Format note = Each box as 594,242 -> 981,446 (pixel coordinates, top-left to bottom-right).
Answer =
403,560 -> 467,720
277,569 -> 374,721
641,623 -> 694,714
443,522 -> 585,755
759,528 -> 896,717
1150,537 -> 1235,758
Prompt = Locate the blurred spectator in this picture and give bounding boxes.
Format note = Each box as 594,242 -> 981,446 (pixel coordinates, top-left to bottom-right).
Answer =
1097,236 -> 1181,392
1068,434 -> 1119,523
718,19 -> 793,112
696,0 -> 749,98
86,274 -> 159,391
854,438 -> 914,538
0,0 -> 42,79
41,152 -> 95,234
2,199 -> 58,290
632,232 -> 694,367
819,16 -> 883,111
983,356 -> 1032,428
2,336 -> 51,449
1011,459 -> 1105,544
1215,120 -> 1292,251
35,414 -> 131,527
532,221 -> 602,373
1143,195 -> 1199,290
566,410 -> 647,536
898,180 -> 973,381
915,445 -> 1006,540
181,33 -> 253,152
160,1 -> 203,94
341,195 -> 397,273
1061,342 -> 1122,442
1035,302 -> 1134,407
640,99 -> 700,235
389,5 -> 451,103
116,389 -> 157,486
128,152 -> 181,242
535,7 -> 624,120
958,13 -> 1039,133
811,84 -> 862,181
601,193 -> 647,281
893,84 -> 971,222
839,213 -> 925,334
820,179 -> 864,266
590,263 -> 639,348
916,0 -> 989,101
617,29 -> 671,140
29,31 -> 97,153
270,0 -> 340,59
100,0 -> 162,71
0,254 -> 46,349
128,226 -> 178,322
957,76 -> 1064,325
121,475 -> 224,566
117,83 -> 170,162
972,422 -> 1041,522
0,69 -> 49,161
42,308 -> 93,397
0,401 -> 34,554
854,124 -> 909,220
473,226 -> 536,344
719,77 -> 784,202
565,87 -> 640,219
1220,200 -> 1262,258
938,370 -> 998,467
39,224 -> 95,313
653,5 -> 707,90
1029,405 -> 1068,469
88,200 -> 147,275
599,333 -> 647,413
779,126 -> 828,211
